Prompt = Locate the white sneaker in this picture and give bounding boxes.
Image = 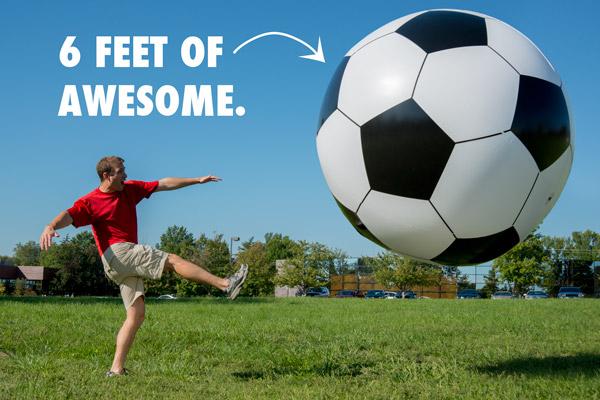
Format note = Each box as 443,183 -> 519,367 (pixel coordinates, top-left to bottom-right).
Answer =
225,264 -> 248,300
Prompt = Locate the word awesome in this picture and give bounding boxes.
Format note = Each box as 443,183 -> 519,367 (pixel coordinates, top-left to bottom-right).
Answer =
58,84 -> 238,117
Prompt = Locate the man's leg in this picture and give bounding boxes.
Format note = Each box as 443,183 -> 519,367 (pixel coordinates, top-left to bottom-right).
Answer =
109,295 -> 145,374
163,254 -> 229,290
163,254 -> 248,300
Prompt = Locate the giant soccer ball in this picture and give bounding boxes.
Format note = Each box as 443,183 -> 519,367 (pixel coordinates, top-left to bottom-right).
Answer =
316,9 -> 574,265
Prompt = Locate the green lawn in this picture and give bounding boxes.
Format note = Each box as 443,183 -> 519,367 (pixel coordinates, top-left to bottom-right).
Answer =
1,296 -> 599,399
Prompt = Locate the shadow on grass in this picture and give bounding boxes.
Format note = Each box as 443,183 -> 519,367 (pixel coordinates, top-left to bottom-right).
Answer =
477,353 -> 600,376
232,360 -> 375,381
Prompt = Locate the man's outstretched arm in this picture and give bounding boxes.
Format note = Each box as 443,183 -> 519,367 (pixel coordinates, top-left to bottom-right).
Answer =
156,175 -> 222,192
40,210 -> 73,250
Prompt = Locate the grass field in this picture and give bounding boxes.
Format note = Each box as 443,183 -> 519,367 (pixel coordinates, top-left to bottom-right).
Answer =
1,296 -> 599,399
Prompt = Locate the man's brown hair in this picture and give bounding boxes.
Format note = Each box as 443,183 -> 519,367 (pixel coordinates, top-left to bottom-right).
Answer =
96,156 -> 124,181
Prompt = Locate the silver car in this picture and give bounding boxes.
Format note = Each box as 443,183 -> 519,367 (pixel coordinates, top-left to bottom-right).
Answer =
491,291 -> 514,299
558,286 -> 584,299
305,287 -> 330,297
524,290 -> 548,299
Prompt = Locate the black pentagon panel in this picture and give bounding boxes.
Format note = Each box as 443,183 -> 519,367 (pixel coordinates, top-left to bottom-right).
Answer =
432,227 -> 520,266
361,99 -> 455,200
317,57 -> 350,133
334,197 -> 391,251
511,76 -> 571,171
396,10 -> 487,53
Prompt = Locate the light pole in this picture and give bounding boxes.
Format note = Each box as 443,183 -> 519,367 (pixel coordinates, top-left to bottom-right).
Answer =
229,236 -> 240,272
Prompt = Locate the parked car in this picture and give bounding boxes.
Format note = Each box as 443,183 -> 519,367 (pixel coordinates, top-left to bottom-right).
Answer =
456,289 -> 481,299
395,290 -> 418,299
524,290 -> 548,299
384,291 -> 397,299
305,287 -> 330,297
334,290 -> 361,298
365,289 -> 386,299
491,291 -> 514,299
157,294 -> 178,300
558,286 -> 584,299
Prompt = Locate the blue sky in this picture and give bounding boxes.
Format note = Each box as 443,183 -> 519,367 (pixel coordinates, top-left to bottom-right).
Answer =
1,0 -> 599,260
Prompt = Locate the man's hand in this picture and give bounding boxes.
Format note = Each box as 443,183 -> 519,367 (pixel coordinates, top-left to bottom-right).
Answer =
40,210 -> 73,250
157,176 -> 222,191
198,175 -> 222,184
40,225 -> 59,251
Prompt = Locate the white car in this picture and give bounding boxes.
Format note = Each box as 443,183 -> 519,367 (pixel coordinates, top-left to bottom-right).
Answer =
157,294 -> 179,300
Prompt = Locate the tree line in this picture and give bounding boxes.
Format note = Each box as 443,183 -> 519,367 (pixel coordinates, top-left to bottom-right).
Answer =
489,230 -> 600,296
0,227 -> 347,297
1,227 -> 599,297
360,229 -> 600,297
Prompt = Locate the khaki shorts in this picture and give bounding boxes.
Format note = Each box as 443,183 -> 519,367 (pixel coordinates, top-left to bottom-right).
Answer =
101,242 -> 169,310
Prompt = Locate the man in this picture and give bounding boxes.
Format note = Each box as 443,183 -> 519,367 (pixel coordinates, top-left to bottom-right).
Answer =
39,156 -> 248,377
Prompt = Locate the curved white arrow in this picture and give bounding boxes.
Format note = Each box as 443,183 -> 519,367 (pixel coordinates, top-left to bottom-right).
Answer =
233,32 -> 325,63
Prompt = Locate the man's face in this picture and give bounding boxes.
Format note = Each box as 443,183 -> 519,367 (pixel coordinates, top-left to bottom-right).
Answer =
106,163 -> 127,192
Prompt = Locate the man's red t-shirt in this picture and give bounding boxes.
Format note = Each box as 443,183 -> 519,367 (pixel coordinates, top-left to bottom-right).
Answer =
67,180 -> 159,255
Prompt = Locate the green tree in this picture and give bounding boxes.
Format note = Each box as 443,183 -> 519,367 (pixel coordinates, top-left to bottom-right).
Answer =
70,230 -> 96,249
492,231 -> 550,296
356,257 -> 375,276
235,242 -> 275,296
180,233 -> 230,297
148,225 -> 196,296
239,237 -> 256,251
372,252 -> 441,296
300,241 -> 347,283
371,262 -> 396,289
13,279 -> 27,296
274,258 -> 319,294
13,241 -> 41,265
0,281 -> 5,296
156,225 -> 195,257
569,230 -> 600,260
40,232 -> 117,296
264,233 -> 301,264
543,235 -> 568,290
191,233 -> 230,274
273,241 -> 343,294
564,230 -> 599,292
480,268 -> 500,299
544,231 -> 600,293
